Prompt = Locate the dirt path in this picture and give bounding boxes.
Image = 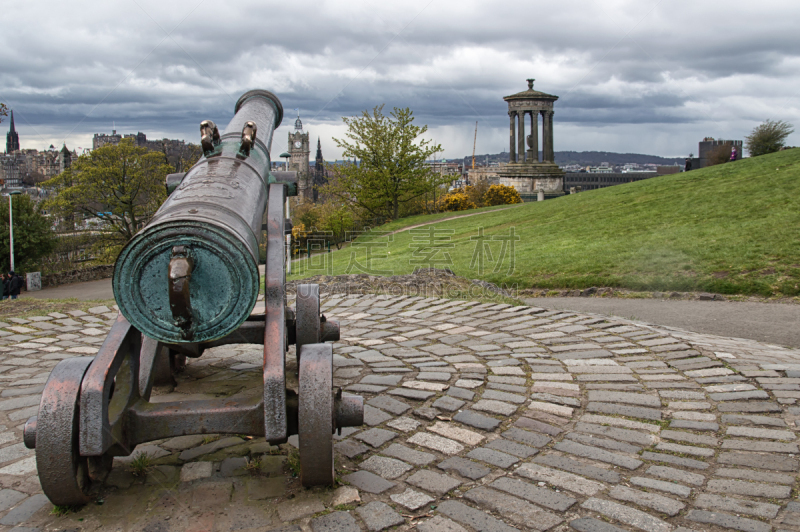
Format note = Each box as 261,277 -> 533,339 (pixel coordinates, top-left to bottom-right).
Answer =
385,205 -> 522,236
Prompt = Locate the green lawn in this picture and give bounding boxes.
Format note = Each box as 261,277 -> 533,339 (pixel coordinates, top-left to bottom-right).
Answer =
289,149 -> 800,297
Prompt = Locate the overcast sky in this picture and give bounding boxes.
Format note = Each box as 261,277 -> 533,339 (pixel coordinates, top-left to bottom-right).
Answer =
2,0 -> 798,160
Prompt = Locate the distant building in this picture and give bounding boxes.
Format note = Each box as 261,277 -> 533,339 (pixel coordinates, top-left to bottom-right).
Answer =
563,172 -> 658,192
311,138 -> 330,203
287,112 -> 311,200
5,111 -> 20,153
687,137 -> 743,170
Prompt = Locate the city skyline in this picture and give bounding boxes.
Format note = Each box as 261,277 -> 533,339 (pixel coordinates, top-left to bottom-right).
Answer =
1,0 -> 798,160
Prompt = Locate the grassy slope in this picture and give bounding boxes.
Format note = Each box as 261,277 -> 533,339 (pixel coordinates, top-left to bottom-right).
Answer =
290,149 -> 800,296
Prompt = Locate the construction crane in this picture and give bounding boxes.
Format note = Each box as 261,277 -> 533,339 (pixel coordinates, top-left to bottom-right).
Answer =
471,121 -> 478,170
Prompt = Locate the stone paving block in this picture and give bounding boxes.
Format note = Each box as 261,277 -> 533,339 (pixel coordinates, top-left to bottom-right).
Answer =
433,395 -> 465,411
482,389 -> 526,404
311,511 -> 360,532
335,439 -> 370,458
407,432 -> 464,455
485,438 -> 538,458
586,402 -> 661,420
437,500 -> 518,532
492,476 -> 576,511
717,451 -> 798,471
363,405 -> 392,426
428,421 -> 485,445
716,401 -> 781,412
609,485 -> 684,516
645,464 -> 705,486
464,486 -> 564,530
715,466 -> 794,485
726,425 -> 795,440
178,436 -> 244,461
386,416 -> 420,432
181,461 -> 214,482
447,386 -> 475,400
685,509 -> 770,532
720,413 -> 786,426
569,517 -> 627,532
359,455 -> 412,479
669,419 -> 719,431
529,400 -> 573,417
707,478 -> 791,498
574,422 -> 656,446
388,388 -> 436,400
0,489 -> 27,512
381,443 -> 435,465
641,451 -> 709,470
630,475 -> 691,497
357,501 -> 404,531
515,416 -> 563,436
655,441 -> 714,457
581,497 -> 671,532
0,494 -> 49,525
354,428 -> 397,447
406,469 -> 462,494
453,409 -> 501,431
390,488 -> 434,510
416,515 -> 467,532
467,447 -> 518,468
694,493 -> 780,519
533,453 -> 621,483
517,462 -> 606,496
438,456 -> 491,479
555,440 -> 642,470
721,439 -> 799,453
501,427 -> 551,448
472,399 -> 518,416
342,471 -> 395,494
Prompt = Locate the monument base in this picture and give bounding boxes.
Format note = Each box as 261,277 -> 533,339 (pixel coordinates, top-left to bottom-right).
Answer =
498,163 -> 565,200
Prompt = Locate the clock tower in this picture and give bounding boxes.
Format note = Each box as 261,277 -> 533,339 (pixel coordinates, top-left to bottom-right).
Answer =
288,110 -> 311,199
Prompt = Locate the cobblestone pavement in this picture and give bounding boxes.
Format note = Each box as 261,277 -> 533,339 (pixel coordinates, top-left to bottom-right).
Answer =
2,295 -> 800,531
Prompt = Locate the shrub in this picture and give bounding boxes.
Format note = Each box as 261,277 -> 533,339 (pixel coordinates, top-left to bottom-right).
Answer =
483,184 -> 522,206
439,193 -> 476,212
745,120 -> 794,157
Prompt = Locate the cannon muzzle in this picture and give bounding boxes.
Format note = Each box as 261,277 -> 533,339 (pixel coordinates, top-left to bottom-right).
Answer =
114,90 -> 284,343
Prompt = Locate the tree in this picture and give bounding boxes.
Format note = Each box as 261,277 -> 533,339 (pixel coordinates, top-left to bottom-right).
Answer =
325,105 -> 444,219
0,103 -> 7,123
484,184 -> 522,206
43,138 -> 172,248
745,120 -> 794,157
0,194 -> 58,272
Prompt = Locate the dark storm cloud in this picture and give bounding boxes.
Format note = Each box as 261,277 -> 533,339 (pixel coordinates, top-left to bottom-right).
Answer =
1,0 -> 798,157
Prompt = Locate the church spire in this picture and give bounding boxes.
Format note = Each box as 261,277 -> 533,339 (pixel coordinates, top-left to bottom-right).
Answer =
315,137 -> 323,161
6,110 -> 20,153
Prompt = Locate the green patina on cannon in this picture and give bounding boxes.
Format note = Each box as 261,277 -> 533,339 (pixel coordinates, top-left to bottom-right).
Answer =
22,90 -> 363,506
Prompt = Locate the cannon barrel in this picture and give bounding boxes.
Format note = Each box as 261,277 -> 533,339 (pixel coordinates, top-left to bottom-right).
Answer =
113,90 -> 284,343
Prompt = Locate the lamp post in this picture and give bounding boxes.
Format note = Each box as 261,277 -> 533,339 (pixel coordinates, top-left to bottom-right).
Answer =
8,190 -> 21,272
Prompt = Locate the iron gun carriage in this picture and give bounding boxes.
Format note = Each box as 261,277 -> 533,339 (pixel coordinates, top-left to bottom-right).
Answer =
22,90 -> 364,505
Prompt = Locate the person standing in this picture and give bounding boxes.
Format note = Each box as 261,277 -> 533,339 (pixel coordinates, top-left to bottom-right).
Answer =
1,274 -> 9,301
8,272 -> 23,300
730,146 -> 738,162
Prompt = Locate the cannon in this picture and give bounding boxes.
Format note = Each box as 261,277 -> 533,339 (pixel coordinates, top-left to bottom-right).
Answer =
22,90 -> 364,505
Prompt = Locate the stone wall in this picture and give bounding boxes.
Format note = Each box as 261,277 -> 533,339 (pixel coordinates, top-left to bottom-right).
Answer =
41,265 -> 114,288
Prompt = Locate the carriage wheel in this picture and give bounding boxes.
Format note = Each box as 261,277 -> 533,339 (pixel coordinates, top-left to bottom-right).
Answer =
298,343 -> 335,487
36,357 -> 112,505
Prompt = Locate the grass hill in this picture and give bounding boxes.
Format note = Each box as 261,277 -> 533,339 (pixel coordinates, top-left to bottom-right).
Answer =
290,149 -> 800,297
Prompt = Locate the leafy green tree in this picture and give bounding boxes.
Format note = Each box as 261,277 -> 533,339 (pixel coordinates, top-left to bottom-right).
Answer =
0,103 -> 7,123
325,105 -> 444,219
745,120 -> 794,157
43,138 -> 172,249
0,194 -> 57,272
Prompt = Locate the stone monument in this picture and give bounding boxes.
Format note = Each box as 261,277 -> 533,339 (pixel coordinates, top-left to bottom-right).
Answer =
498,79 -> 564,199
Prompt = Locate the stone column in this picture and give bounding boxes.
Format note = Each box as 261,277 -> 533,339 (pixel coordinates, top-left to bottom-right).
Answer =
509,112 -> 516,163
541,111 -> 550,163
528,111 -> 539,163
538,189 -> 545,201
547,111 -> 555,162
517,111 -> 525,163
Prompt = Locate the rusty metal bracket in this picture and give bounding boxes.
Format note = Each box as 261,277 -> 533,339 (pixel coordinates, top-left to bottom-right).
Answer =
264,182 -> 288,442
79,314 -> 142,456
